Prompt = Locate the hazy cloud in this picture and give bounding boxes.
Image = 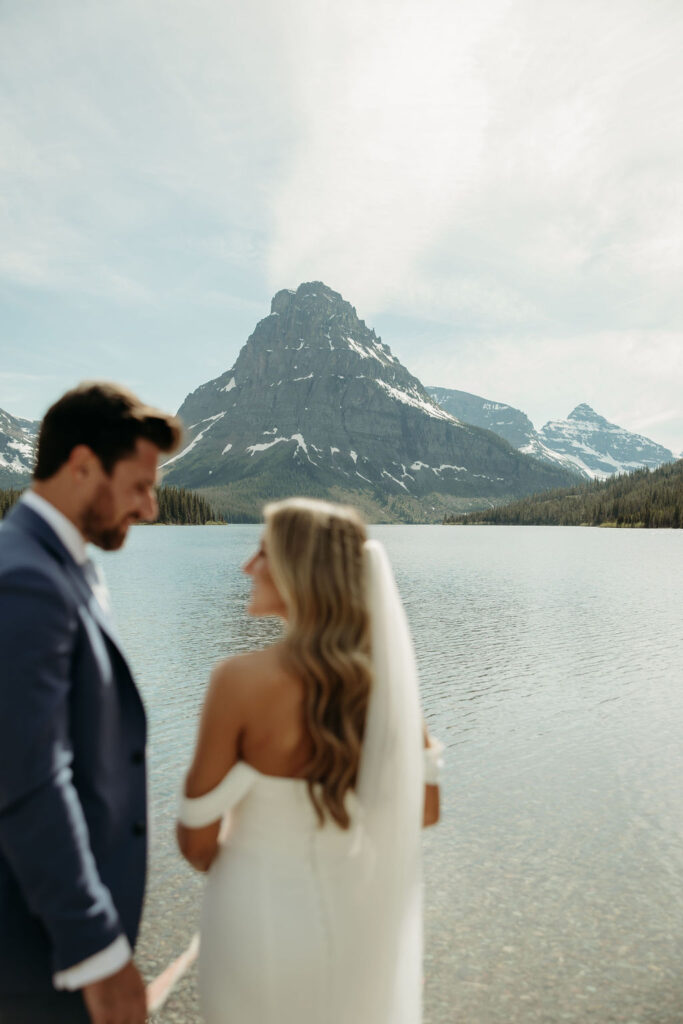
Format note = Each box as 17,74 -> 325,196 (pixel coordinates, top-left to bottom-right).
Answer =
1,0 -> 681,449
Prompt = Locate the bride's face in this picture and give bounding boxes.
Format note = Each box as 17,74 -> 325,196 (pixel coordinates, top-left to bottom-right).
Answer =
243,539 -> 288,618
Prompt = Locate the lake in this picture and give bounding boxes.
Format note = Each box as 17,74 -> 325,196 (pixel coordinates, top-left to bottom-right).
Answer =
98,524 -> 683,1024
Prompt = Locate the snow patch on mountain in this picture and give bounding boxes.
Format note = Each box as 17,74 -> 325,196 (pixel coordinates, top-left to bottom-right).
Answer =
0,452 -> 29,473
381,469 -> 408,491
291,433 -> 309,456
375,381 -> 455,422
246,437 -> 289,455
161,412 -> 225,467
245,432 -> 313,463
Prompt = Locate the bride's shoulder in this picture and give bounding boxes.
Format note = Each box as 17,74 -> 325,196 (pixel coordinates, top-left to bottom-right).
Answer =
209,644 -> 289,701
213,642 -> 284,676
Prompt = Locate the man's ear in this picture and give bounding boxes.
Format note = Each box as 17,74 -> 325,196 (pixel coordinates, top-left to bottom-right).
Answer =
66,445 -> 101,484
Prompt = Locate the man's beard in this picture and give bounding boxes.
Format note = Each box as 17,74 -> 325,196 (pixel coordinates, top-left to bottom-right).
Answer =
81,483 -> 137,551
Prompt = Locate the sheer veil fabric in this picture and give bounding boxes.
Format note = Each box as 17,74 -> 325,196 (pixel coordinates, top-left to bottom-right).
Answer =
350,539 -> 424,1022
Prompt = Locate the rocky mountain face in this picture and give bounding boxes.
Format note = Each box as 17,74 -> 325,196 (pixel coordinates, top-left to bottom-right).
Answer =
0,408 -> 38,487
163,283 -> 578,521
427,386 -> 537,449
428,388 -> 675,481
537,404 -> 675,480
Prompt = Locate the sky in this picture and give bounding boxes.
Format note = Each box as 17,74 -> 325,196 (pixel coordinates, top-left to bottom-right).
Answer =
1,0 -> 681,452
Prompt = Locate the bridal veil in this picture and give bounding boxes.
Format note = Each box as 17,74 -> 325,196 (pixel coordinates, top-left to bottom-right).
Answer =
347,539 -> 424,1022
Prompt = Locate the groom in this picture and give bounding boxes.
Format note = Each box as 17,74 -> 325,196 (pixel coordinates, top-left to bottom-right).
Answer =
0,383 -> 181,1024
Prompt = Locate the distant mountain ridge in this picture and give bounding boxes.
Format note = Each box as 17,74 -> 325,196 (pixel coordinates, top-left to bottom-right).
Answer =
0,408 -> 38,487
426,387 -> 535,448
428,388 -> 675,480
538,404 -> 674,479
162,282 -> 578,521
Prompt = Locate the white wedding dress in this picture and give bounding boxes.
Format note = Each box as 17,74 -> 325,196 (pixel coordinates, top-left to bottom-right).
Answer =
182,763 -> 379,1023
179,541 -> 432,1024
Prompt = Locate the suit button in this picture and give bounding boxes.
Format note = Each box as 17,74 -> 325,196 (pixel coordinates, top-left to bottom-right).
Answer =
131,750 -> 144,765
132,820 -> 146,836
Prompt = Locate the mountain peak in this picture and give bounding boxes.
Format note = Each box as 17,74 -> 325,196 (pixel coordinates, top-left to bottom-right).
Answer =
539,404 -> 674,479
270,281 -> 350,318
163,284 -> 577,518
254,282 -> 398,372
185,282 -> 440,421
568,403 -> 600,421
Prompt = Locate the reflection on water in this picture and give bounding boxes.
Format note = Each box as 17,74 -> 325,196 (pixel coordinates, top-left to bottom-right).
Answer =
99,525 -> 683,1023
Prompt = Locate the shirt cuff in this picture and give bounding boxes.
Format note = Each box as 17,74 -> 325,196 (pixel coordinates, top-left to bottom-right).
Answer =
53,935 -> 132,991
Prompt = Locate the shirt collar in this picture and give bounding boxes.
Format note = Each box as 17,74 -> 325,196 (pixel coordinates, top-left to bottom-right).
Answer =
21,490 -> 89,566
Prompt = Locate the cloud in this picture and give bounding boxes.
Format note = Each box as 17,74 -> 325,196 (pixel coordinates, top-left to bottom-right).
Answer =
268,0 -> 683,335
0,0 -> 681,449
267,0 -> 503,306
0,0 -> 295,301
261,0 -> 683,448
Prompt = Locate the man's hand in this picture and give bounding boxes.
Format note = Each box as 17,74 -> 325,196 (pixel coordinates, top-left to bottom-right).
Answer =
82,960 -> 147,1024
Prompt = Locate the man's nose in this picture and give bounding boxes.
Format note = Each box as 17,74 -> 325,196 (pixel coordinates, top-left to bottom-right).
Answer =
141,490 -> 158,522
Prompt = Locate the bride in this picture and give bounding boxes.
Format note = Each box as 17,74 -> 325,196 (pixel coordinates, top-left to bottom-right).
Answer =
177,498 -> 442,1023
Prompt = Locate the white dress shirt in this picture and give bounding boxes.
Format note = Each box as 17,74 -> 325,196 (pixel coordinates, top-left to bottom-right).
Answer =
19,491 -> 133,990
21,490 -> 88,566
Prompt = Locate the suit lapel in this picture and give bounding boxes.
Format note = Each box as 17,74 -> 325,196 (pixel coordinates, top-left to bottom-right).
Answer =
6,502 -> 132,668
61,556 -> 128,653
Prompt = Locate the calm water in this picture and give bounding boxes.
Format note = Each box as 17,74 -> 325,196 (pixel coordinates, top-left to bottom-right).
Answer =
98,525 -> 683,1024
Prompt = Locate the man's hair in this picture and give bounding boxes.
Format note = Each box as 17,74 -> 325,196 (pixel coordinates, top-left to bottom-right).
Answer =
34,381 -> 183,480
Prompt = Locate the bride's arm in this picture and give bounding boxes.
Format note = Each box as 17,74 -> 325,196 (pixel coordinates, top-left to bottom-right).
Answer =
423,784 -> 439,827
423,726 -> 442,828
176,659 -> 247,871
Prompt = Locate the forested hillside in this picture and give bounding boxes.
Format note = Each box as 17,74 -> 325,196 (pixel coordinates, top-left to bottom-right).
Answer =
0,488 -> 23,518
0,486 -> 222,524
445,459 -> 682,528
156,486 -> 221,524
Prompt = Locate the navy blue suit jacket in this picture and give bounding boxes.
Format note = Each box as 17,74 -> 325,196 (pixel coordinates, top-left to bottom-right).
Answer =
0,502 -> 147,994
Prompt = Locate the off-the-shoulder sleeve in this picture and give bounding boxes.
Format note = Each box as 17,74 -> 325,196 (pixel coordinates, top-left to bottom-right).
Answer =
424,738 -> 444,785
178,762 -> 258,828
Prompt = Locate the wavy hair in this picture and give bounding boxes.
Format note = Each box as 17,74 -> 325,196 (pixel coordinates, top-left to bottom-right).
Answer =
263,498 -> 373,828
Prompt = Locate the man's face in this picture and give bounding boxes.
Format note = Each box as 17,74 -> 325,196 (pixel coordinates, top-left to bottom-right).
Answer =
82,439 -> 160,550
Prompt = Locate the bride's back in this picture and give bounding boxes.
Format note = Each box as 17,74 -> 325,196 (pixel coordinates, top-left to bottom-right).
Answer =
230,644 -> 314,779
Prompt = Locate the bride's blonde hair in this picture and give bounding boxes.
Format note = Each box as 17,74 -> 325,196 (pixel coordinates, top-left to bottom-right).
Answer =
263,498 -> 373,828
